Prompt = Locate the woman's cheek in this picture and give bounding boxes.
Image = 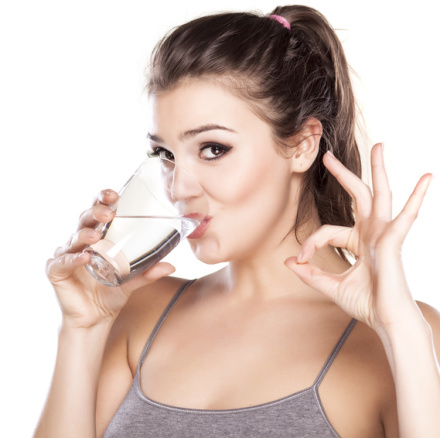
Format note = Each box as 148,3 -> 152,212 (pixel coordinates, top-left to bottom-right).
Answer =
202,158 -> 272,205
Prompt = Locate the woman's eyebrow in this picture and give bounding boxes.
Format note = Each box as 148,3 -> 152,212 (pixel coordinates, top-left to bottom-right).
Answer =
146,133 -> 164,144
179,124 -> 237,140
147,124 -> 237,144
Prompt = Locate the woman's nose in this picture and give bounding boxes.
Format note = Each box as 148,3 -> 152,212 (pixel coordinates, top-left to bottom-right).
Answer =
162,166 -> 207,218
169,165 -> 204,201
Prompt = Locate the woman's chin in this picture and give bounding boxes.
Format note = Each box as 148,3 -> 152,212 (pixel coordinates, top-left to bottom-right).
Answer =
193,250 -> 227,266
189,239 -> 229,265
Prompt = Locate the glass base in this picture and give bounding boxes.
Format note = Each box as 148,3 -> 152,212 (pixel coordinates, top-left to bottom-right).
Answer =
85,250 -> 123,287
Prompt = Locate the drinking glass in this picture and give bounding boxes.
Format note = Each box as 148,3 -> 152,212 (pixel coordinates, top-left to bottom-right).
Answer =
85,155 -> 208,286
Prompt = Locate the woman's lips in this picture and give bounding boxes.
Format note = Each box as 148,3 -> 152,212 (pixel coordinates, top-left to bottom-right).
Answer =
187,216 -> 212,239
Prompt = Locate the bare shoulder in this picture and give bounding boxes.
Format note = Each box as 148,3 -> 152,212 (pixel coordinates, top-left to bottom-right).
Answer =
320,318 -> 399,437
121,276 -> 189,323
417,300 -> 440,351
96,277 -> 190,436
115,276 -> 191,373
96,276 -> 191,436
417,300 -> 440,325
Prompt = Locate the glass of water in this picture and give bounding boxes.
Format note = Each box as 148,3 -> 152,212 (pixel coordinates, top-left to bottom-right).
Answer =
85,155 -> 208,286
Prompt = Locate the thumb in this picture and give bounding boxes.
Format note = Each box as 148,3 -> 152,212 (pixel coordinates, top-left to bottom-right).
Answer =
122,262 -> 176,294
285,256 -> 340,300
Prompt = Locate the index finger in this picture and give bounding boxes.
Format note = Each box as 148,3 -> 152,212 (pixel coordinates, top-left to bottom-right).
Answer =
323,151 -> 372,219
371,143 -> 392,221
77,189 -> 118,230
95,189 -> 118,207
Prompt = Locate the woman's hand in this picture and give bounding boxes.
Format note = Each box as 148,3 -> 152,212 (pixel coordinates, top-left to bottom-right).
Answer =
46,189 -> 175,329
285,143 -> 433,332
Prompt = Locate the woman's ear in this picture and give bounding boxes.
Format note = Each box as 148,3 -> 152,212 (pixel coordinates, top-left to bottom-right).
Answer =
289,117 -> 322,173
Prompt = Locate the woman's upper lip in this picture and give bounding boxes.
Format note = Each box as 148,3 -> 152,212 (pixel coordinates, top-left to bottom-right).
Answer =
184,213 -> 211,221
187,216 -> 212,239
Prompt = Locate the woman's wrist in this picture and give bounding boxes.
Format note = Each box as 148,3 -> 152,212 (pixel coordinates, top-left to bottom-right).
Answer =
59,317 -> 115,348
60,311 -> 117,333
374,306 -> 433,361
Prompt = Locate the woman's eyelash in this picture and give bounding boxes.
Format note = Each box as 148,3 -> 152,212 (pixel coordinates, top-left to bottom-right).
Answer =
147,144 -> 232,161
200,143 -> 232,161
148,147 -> 174,160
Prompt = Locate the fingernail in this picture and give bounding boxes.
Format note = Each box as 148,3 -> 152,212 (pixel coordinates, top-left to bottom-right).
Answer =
296,251 -> 303,263
87,229 -> 100,239
326,150 -> 335,158
77,252 -> 87,261
103,207 -> 114,218
165,265 -> 176,275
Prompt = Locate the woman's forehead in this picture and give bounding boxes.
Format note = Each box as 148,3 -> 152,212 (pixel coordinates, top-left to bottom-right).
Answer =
148,78 -> 266,134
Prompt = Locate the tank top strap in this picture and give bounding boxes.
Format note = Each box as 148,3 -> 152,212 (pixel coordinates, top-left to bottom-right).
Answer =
137,279 -> 196,371
313,318 -> 357,388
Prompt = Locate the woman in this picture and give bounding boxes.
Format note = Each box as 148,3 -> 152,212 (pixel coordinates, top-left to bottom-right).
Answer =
35,5 -> 440,437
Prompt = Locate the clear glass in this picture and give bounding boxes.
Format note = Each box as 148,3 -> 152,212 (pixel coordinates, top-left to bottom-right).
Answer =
85,156 -> 208,286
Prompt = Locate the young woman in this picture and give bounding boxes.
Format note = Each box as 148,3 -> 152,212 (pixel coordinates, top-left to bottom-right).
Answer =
35,5 -> 440,438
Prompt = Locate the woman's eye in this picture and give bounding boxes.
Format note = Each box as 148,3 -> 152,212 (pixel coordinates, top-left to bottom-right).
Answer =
199,144 -> 232,160
151,147 -> 175,161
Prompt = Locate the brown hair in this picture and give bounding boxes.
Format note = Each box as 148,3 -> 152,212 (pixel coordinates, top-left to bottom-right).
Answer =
147,5 -> 361,259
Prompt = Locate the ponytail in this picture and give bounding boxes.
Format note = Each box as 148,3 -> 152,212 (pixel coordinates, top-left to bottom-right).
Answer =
271,6 -> 361,258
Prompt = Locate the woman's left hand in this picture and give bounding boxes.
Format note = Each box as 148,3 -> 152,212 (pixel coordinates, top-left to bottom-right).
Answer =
285,143 -> 433,332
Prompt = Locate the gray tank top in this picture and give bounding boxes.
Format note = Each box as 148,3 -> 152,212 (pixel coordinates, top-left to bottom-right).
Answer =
104,280 -> 357,438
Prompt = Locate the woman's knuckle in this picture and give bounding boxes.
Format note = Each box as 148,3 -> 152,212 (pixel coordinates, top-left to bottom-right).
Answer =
67,233 -> 77,247
91,203 -> 103,218
54,246 -> 64,257
321,224 -> 333,233
78,209 -> 89,221
79,228 -> 94,242
359,184 -> 372,200
57,254 -> 68,266
45,258 -> 54,274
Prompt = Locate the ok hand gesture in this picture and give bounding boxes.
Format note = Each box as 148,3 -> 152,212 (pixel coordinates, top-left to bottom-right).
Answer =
286,143 -> 433,331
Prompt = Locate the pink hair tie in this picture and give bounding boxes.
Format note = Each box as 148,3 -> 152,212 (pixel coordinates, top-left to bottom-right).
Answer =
269,14 -> 291,30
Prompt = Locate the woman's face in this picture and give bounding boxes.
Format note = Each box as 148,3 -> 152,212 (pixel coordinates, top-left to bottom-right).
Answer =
148,78 -> 301,264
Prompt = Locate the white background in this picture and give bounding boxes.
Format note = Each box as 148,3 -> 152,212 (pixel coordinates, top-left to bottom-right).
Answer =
1,0 -> 439,436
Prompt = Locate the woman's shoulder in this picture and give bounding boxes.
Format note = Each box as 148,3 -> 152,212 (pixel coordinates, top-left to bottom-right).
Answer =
417,300 -> 440,321
416,301 -> 440,347
124,276 -> 191,320
113,275 -> 192,373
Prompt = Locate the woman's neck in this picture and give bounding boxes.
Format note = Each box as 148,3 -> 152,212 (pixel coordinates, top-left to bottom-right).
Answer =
207,227 -> 350,303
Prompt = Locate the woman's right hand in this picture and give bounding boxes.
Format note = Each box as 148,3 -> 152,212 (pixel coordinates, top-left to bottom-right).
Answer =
46,189 -> 176,330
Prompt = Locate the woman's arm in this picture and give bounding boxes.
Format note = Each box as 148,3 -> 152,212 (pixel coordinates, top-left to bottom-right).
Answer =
34,321 -> 115,438
377,303 -> 440,437
286,144 -> 440,436
34,190 -> 175,438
